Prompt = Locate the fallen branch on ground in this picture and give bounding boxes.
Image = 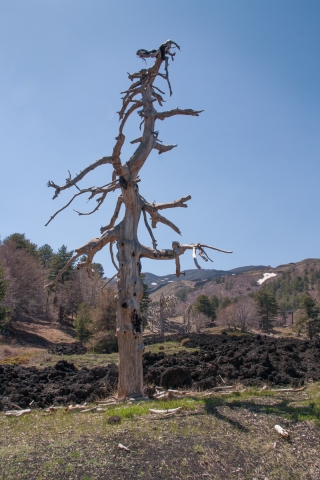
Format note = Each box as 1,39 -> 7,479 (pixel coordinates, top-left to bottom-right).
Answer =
118,443 -> 130,451
149,407 -> 182,414
274,424 -> 289,437
65,405 -> 89,412
272,387 -> 305,393
4,408 -> 31,417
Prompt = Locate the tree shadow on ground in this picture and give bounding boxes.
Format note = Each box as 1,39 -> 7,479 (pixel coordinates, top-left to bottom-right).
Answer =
203,397 -> 250,432
203,395 -> 320,426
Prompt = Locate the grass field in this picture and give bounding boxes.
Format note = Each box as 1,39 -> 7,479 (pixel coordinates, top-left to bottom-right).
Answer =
1,384 -> 320,479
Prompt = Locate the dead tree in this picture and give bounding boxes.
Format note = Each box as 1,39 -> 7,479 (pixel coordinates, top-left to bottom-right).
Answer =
45,40 -> 232,399
183,304 -> 194,333
159,293 -> 178,336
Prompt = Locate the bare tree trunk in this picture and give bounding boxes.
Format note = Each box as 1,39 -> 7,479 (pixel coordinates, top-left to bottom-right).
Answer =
45,40 -> 232,399
116,186 -> 144,397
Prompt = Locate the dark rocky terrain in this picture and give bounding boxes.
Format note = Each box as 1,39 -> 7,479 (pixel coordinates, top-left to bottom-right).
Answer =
1,334 -> 320,410
47,342 -> 87,355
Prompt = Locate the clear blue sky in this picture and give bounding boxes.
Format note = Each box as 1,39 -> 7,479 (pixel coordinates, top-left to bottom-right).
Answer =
1,0 -> 319,277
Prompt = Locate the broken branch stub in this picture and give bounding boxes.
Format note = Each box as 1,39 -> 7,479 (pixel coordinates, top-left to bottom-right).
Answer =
45,40 -> 231,399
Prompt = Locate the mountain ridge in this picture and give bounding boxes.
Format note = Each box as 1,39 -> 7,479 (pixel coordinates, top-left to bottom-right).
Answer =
144,265 -> 269,292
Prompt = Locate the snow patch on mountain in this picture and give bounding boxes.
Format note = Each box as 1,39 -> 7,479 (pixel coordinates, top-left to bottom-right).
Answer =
257,272 -> 277,285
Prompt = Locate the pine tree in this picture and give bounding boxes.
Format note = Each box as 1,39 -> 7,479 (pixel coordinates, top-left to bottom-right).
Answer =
209,294 -> 220,320
74,302 -> 92,342
50,245 -> 74,284
193,294 -> 214,320
38,244 -> 54,268
4,233 -> 38,258
254,290 -> 279,330
300,295 -> 320,339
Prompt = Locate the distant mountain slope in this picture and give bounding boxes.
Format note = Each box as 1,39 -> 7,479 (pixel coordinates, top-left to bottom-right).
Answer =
144,265 -> 268,292
146,258 -> 320,306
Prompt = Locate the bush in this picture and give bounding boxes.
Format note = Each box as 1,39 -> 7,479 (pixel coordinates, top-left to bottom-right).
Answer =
88,331 -> 118,353
74,303 -> 92,342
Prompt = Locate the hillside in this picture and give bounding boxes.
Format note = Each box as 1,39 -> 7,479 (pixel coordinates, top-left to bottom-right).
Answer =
144,265 -> 268,293
149,258 -> 320,307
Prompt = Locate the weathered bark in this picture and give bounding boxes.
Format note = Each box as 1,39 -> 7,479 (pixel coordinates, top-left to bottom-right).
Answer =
115,183 -> 144,397
45,40 -> 232,399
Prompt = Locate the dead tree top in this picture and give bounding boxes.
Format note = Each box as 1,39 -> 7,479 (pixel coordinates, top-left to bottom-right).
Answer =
45,40 -> 231,289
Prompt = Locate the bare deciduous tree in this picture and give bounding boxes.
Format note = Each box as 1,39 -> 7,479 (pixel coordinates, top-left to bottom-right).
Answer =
182,303 -> 211,333
0,241 -> 46,320
192,311 -> 211,333
45,40 -> 231,398
216,296 -> 255,331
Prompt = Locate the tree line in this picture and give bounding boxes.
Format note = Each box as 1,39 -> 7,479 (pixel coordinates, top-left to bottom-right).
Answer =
1,233 -> 319,342
187,286 -> 320,339
0,233 -> 118,350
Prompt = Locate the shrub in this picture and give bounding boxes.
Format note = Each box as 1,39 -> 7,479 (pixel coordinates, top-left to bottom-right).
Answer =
74,302 -> 92,342
88,331 -> 118,353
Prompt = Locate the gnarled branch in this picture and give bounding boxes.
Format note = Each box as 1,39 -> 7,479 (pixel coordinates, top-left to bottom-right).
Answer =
140,240 -> 232,274
154,142 -> 177,154
45,188 -> 93,226
100,195 -> 123,234
110,241 -> 119,271
44,228 -> 118,291
144,195 -> 191,212
47,156 -> 114,199
101,272 -> 118,290
156,108 -> 204,121
73,192 -> 107,216
142,209 -> 157,249
119,102 -> 143,134
148,210 -> 181,235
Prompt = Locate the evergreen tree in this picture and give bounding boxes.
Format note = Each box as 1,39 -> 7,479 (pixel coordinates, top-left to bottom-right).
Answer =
50,245 -> 74,284
74,302 -> 92,342
4,233 -> 38,258
299,295 -> 320,339
219,296 -> 232,311
254,290 -> 279,330
92,263 -> 104,278
193,294 -> 214,320
209,294 -> 220,320
38,244 -> 54,268
79,255 -> 104,277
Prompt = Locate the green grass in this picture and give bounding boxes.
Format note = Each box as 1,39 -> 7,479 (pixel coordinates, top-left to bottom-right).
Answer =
145,341 -> 198,355
2,384 -> 320,480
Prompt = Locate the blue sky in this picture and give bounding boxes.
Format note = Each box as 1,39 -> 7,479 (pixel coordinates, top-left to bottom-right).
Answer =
1,0 -> 319,277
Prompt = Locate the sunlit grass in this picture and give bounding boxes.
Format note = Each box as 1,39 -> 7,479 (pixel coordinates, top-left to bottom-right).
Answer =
0,341 -> 197,368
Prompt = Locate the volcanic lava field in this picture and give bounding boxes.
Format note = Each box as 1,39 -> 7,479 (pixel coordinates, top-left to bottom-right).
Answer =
1,334 -> 320,410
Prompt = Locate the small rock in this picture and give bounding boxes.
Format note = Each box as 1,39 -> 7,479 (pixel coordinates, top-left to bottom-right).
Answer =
108,415 -> 121,424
